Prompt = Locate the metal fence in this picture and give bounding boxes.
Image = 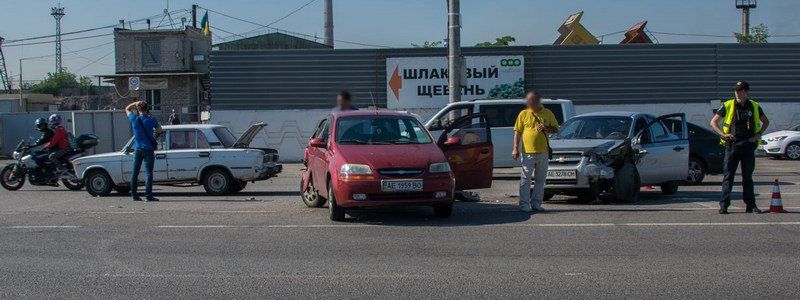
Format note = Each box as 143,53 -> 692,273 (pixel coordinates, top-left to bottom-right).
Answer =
209,43 -> 800,110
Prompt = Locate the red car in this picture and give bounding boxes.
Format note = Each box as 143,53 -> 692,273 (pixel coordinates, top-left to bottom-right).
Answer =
301,110 -> 493,221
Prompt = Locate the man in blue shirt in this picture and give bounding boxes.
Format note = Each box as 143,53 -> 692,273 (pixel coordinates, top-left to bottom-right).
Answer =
331,91 -> 359,112
126,100 -> 162,202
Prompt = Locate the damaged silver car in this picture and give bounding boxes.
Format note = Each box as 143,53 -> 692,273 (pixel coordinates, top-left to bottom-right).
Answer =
544,111 -> 689,203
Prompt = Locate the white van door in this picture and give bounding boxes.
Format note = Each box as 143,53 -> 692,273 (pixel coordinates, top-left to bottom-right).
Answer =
476,103 -> 525,168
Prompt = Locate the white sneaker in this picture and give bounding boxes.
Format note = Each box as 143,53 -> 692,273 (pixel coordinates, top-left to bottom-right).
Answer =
519,204 -> 533,212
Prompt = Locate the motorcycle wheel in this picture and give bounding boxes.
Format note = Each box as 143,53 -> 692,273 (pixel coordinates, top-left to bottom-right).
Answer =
61,170 -> 84,191
1,164 -> 26,191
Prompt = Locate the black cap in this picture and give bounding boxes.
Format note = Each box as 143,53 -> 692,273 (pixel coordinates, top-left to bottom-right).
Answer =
733,80 -> 750,91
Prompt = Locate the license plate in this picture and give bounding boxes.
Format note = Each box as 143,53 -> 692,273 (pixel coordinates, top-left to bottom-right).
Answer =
381,180 -> 423,192
547,170 -> 577,180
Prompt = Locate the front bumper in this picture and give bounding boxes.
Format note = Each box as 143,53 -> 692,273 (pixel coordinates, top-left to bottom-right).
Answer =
758,140 -> 785,156
333,175 -> 454,208
544,158 -> 615,190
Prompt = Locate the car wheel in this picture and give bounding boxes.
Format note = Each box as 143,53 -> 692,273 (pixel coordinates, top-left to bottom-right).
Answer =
660,181 -> 680,195
433,202 -> 453,218
543,192 -> 555,202
203,168 -> 232,196
85,170 -> 113,197
614,163 -> 640,203
301,175 -> 326,207
113,185 -> 131,195
328,180 -> 346,221
685,157 -> 706,185
1,165 -> 25,191
786,142 -> 800,160
228,180 -> 247,194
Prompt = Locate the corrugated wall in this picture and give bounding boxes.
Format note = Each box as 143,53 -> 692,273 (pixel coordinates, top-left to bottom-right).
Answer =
210,43 -> 800,110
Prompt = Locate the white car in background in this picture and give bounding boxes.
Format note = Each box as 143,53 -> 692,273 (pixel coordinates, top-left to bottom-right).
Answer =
426,98 -> 576,168
72,123 -> 282,197
760,124 -> 800,160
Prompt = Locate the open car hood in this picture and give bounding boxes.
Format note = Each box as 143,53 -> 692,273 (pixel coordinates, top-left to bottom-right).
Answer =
234,122 -> 267,148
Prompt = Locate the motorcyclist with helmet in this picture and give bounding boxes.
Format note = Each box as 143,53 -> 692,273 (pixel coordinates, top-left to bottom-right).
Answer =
31,118 -> 55,148
44,114 -> 72,172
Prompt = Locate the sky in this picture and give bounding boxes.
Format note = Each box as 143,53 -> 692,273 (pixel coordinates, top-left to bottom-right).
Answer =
1,0 -> 798,84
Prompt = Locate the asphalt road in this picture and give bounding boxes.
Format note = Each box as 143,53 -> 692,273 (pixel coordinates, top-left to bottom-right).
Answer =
1,158 -> 799,299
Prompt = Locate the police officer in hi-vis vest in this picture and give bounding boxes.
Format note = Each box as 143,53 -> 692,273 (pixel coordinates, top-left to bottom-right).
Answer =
710,80 -> 770,214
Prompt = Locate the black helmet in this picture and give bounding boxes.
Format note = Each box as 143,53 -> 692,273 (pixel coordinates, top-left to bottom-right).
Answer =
35,118 -> 48,131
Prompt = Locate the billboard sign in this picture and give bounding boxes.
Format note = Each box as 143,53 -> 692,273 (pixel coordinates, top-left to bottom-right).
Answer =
386,55 -> 524,109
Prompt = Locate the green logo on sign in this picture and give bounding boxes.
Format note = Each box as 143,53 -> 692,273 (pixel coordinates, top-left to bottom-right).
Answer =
500,59 -> 522,67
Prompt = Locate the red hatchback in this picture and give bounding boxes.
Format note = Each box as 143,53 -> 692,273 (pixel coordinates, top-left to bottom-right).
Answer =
301,110 -> 493,221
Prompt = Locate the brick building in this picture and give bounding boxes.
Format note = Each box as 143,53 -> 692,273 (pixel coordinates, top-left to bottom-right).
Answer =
101,27 -> 211,123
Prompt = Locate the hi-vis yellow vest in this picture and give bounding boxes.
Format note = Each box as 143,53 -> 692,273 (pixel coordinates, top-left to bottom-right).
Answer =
720,99 -> 761,145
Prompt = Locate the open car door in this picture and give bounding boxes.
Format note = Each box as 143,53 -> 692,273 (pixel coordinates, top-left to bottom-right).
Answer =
634,113 -> 689,185
437,113 -> 493,190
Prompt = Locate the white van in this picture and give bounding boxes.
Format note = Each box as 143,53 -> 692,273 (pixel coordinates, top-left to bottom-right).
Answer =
425,99 -> 576,168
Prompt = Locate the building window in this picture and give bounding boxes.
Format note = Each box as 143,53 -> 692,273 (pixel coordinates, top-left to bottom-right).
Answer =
142,90 -> 161,111
142,40 -> 161,66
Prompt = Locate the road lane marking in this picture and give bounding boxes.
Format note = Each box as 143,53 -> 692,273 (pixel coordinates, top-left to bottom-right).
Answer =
156,222 -> 800,229
3,226 -> 80,229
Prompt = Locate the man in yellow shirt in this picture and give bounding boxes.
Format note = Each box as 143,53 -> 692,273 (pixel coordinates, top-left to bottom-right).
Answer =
512,91 -> 560,212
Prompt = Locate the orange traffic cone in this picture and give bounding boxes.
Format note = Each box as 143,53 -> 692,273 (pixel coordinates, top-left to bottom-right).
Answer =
767,179 -> 788,214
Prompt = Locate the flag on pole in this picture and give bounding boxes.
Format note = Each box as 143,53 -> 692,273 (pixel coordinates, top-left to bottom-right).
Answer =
200,11 -> 211,36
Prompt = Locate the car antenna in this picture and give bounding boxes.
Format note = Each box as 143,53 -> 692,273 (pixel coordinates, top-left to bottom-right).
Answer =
369,91 -> 378,113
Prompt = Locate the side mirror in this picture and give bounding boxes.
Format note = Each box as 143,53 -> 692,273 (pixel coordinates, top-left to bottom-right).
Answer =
444,136 -> 461,147
309,138 -> 327,148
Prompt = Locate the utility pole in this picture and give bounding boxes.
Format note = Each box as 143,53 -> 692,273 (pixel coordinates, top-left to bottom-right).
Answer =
192,4 -> 198,28
51,4 -> 66,73
447,0 -> 462,108
323,0 -> 334,47
735,0 -> 757,37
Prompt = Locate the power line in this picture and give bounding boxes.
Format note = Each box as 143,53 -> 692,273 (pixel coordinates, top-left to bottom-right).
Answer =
223,0 -> 318,41
199,5 -> 391,48
73,50 -> 114,73
4,8 -> 189,44
3,33 -> 113,47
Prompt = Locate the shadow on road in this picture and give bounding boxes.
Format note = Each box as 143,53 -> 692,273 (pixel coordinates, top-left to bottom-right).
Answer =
344,202 -> 532,226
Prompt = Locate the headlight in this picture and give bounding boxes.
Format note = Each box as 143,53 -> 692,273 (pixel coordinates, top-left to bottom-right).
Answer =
767,136 -> 788,142
429,162 -> 451,173
340,164 -> 372,175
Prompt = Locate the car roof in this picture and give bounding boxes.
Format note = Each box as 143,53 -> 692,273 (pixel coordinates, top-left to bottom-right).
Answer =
575,111 -> 640,118
331,110 -> 417,118
443,98 -> 573,106
161,124 -> 223,130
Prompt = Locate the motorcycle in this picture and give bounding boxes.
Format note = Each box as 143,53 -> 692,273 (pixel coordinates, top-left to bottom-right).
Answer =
1,134 -> 99,191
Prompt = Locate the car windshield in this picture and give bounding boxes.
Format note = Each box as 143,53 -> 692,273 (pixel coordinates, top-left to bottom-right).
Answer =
790,124 -> 800,131
213,127 -> 237,148
552,116 -> 632,140
336,116 -> 433,145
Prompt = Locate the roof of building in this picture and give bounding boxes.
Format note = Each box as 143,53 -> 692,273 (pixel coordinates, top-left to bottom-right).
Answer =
214,32 -> 331,50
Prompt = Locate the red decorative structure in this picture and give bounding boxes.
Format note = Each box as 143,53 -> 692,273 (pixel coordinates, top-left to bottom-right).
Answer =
620,21 -> 653,44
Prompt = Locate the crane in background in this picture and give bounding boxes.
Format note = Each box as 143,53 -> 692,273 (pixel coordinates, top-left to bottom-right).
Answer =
0,36 -> 11,91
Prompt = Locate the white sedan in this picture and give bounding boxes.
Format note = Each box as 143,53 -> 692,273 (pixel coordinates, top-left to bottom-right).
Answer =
73,123 -> 282,196
760,124 -> 800,160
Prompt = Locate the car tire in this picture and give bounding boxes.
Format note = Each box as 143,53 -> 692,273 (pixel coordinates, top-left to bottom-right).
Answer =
614,163 -> 640,203
114,185 -> 131,195
685,156 -> 706,185
328,180 -> 346,221
433,202 -> 454,218
543,192 -> 555,202
203,168 -> 232,196
301,175 -> 327,207
660,181 -> 680,195
85,170 -> 113,197
228,180 -> 247,194
785,142 -> 800,160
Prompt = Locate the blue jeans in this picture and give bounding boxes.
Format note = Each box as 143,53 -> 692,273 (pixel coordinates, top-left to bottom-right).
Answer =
131,148 -> 155,199
720,143 -> 756,208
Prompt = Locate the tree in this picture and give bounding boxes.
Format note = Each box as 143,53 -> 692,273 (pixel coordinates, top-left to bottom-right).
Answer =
27,71 -> 95,95
411,40 -> 444,48
735,24 -> 769,44
475,35 -> 516,47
